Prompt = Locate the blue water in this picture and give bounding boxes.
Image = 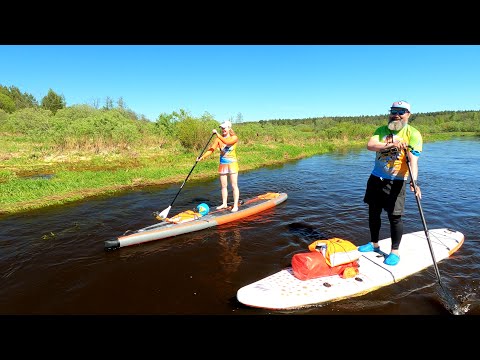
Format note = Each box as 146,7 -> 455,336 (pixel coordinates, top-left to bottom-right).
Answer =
0,137 -> 479,315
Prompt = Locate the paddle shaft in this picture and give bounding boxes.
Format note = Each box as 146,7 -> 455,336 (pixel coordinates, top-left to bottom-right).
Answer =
404,150 -> 444,287
167,133 -> 215,208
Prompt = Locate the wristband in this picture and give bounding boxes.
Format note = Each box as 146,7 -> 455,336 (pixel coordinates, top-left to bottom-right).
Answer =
410,180 -> 419,186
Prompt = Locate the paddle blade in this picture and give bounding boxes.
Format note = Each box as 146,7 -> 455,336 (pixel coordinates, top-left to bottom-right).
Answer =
436,284 -> 468,315
155,206 -> 171,221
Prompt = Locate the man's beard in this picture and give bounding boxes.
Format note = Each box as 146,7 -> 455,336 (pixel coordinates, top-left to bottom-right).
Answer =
388,119 -> 406,131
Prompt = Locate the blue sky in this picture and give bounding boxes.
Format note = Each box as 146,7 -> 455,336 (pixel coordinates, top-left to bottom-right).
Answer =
1,45 -> 479,122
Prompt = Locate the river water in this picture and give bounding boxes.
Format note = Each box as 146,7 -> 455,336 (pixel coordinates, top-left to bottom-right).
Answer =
1,137 -> 479,317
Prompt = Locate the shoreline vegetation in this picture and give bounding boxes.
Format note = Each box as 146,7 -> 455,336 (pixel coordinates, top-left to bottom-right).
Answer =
1,99 -> 479,218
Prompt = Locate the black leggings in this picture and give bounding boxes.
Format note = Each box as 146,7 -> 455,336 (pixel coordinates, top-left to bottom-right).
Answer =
368,204 -> 403,250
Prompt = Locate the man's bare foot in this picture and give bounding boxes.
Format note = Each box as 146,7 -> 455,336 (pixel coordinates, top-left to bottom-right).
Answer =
231,206 -> 238,212
216,204 -> 228,210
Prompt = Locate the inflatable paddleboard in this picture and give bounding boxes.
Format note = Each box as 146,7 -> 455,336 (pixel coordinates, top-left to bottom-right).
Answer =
105,192 -> 288,251
237,228 -> 464,310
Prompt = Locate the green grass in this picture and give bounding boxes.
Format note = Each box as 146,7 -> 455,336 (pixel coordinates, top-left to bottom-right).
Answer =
0,129 -> 476,217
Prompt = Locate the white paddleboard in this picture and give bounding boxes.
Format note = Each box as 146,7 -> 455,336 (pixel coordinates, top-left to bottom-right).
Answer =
237,228 -> 464,310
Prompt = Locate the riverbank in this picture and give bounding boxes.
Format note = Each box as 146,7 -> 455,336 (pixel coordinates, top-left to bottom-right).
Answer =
0,138 -> 357,217
0,132 -> 475,217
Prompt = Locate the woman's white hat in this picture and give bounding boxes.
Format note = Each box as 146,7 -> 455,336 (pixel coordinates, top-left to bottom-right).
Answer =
220,120 -> 232,128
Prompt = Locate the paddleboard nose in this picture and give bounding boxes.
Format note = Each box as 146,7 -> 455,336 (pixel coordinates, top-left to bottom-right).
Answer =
104,239 -> 120,251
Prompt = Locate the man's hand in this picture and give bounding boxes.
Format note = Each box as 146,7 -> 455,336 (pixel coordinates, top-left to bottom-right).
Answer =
393,139 -> 408,150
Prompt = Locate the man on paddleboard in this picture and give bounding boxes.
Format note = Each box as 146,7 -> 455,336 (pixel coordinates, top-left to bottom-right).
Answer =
197,120 -> 240,212
358,100 -> 423,266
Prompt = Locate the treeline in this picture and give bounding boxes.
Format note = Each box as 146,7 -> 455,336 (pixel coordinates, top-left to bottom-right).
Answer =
260,110 -> 480,130
1,83 -> 479,155
0,85 -> 67,115
0,84 -> 144,119
0,103 -> 222,153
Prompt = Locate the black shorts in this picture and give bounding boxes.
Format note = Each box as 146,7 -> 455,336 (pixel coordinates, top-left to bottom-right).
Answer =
363,174 -> 407,215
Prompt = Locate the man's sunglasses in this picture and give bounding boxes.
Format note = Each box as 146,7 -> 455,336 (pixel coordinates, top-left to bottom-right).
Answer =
390,109 -> 409,116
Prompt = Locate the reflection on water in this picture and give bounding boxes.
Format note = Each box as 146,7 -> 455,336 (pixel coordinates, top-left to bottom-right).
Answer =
218,227 -> 243,278
0,137 -> 479,315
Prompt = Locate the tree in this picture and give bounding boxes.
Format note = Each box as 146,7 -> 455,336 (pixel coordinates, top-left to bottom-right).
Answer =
91,98 -> 100,109
117,97 -> 126,109
7,85 -> 38,109
235,112 -> 244,123
0,85 -> 38,111
103,96 -> 113,110
41,89 -> 66,114
0,93 -> 15,113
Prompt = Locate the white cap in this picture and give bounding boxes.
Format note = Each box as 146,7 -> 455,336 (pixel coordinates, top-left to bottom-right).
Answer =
391,100 -> 411,112
219,120 -> 232,129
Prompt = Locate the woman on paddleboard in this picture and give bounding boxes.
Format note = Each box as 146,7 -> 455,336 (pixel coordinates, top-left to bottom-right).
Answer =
197,120 -> 240,212
357,100 -> 423,266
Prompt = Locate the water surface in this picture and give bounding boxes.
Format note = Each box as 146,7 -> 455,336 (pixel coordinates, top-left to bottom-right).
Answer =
1,137 -> 479,316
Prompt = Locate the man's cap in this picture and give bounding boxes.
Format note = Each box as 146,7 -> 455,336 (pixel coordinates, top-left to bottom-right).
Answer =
220,120 -> 232,129
391,100 -> 411,112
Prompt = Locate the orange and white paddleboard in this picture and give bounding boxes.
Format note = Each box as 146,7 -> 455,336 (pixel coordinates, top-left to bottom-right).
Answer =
104,192 -> 288,251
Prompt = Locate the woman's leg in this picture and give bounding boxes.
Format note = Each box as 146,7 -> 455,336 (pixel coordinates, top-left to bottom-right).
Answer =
217,174 -> 228,209
230,172 -> 239,212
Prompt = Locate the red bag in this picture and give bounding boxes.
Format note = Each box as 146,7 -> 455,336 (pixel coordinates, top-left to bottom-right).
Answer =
291,251 -> 359,281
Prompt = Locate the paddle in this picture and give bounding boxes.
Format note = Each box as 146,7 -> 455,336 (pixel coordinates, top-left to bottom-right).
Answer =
404,148 -> 461,314
154,133 -> 215,220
